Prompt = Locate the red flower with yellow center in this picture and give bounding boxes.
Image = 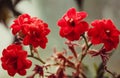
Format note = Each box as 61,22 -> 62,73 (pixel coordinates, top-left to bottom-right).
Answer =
88,19 -> 120,51
57,8 -> 88,41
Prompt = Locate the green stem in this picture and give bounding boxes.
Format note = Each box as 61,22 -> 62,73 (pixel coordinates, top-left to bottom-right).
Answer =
82,34 -> 89,47
28,45 -> 45,64
28,55 -> 45,64
80,34 -> 92,62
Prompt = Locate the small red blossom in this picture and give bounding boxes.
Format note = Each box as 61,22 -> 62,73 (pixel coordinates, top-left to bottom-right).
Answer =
11,14 -> 50,48
1,44 -> 32,76
10,14 -> 31,35
57,7 -> 88,41
88,19 -> 120,51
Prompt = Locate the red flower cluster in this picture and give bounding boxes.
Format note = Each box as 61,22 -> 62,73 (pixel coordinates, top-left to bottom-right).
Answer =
1,44 -> 32,76
1,7 -> 120,78
11,14 -> 50,48
88,19 -> 120,51
57,8 -> 88,41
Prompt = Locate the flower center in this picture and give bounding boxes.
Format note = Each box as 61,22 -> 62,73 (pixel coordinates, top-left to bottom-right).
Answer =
105,30 -> 111,36
7,57 -> 18,69
65,16 -> 75,27
68,18 -> 75,27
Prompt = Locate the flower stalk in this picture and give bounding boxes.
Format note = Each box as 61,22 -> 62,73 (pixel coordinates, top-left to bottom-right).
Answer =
27,55 -> 45,64
28,45 -> 45,64
80,34 -> 92,62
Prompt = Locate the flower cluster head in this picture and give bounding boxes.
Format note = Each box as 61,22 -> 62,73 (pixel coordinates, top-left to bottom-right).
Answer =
11,14 -> 50,48
57,8 -> 88,41
88,19 -> 120,51
1,44 -> 32,76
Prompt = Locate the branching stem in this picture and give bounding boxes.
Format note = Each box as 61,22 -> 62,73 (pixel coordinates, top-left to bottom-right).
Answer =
28,45 -> 45,64
80,34 -> 92,62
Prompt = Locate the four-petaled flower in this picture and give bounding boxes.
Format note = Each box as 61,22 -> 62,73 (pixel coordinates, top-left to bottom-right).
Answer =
11,14 -> 50,48
57,8 -> 88,41
1,44 -> 32,76
88,19 -> 120,51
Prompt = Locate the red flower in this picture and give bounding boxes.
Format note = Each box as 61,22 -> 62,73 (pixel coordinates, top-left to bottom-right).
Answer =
11,14 -> 50,48
1,44 -> 32,76
88,19 -> 120,51
57,8 -> 88,41
11,14 -> 31,35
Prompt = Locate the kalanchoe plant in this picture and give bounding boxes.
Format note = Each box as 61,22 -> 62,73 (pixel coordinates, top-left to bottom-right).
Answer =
1,7 -> 120,78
